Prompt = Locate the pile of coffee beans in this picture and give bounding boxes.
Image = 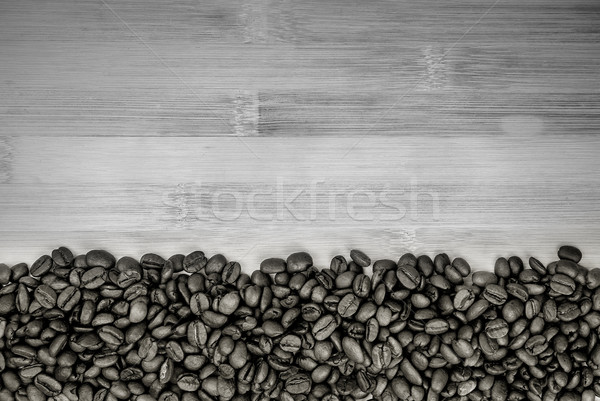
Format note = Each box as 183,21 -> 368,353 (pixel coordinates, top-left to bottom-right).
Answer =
1,246 -> 599,401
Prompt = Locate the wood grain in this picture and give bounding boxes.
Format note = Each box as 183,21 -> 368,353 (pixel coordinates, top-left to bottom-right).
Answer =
1,0 -> 599,136
1,135 -> 600,272
1,0 -> 600,277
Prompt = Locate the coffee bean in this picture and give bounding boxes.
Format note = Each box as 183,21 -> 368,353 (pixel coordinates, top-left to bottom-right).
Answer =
183,251 -> 207,273
473,271 -> 499,287
286,252 -> 313,273
86,249 -> 116,269
51,247 -> 74,268
56,286 -> 81,311
558,245 -> 582,263
342,337 -> 364,364
338,293 -> 360,318
466,299 -> 489,321
396,264 -> 421,290
350,249 -> 371,267
34,284 -> 57,308
312,315 -> 337,341
483,284 -> 508,305
502,299 -> 525,323
550,274 -> 576,295
285,374 -> 312,394
260,258 -> 286,274
4,245 -> 600,401
425,318 -> 449,335
177,373 -> 201,391
454,288 -> 476,311
485,319 -> 509,339
30,255 -> 53,277
352,274 -> 370,298
81,266 -> 107,289
34,373 -> 62,396
222,261 -> 241,284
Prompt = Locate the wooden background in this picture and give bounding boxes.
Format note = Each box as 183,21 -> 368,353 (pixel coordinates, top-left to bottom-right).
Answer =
1,0 -> 600,273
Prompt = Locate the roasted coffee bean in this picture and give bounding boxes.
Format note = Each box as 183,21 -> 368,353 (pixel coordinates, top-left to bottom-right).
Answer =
350,250 -> 371,267
34,284 -> 57,308
56,286 -> 81,311
51,247 -> 74,267
483,284 -> 508,305
312,314 -> 337,341
473,271 -> 498,287
425,318 -> 449,335
353,274 -> 371,298
183,251 -> 207,273
485,319 -> 509,339
30,255 -> 53,277
86,250 -> 116,269
558,245 -> 582,263
396,264 -> 421,290
503,299 -> 525,323
3,245 -> 600,401
222,261 -> 241,284
34,373 -> 62,396
550,274 -> 576,295
454,288 -> 476,311
466,299 -> 489,321
338,294 -> 360,318
81,266 -> 107,289
286,252 -> 313,273
506,282 -> 529,302
285,374 -> 312,394
260,258 -> 286,274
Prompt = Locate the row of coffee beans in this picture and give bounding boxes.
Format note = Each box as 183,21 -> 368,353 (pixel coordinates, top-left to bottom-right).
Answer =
0,246 -> 599,401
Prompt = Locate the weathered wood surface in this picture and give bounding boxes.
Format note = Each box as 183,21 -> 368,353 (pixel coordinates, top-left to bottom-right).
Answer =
1,0 -> 600,271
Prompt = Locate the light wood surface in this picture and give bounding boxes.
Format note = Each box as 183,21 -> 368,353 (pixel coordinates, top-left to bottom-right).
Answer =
1,0 -> 600,273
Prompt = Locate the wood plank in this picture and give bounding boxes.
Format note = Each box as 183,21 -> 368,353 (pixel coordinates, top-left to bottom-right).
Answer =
3,136 -> 600,185
2,135 -> 600,271
1,0 -> 598,136
1,181 -> 599,231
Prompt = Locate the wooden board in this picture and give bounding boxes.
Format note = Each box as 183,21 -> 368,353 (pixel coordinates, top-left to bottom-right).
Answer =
1,0 -> 600,273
